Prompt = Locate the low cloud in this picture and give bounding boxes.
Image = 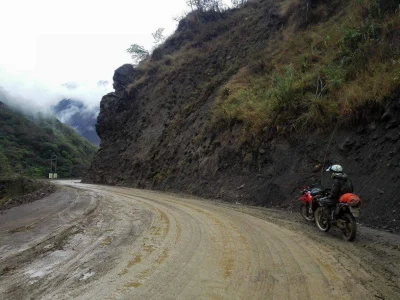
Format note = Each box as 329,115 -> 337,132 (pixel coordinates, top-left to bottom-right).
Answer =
56,105 -> 81,123
0,67 -> 112,116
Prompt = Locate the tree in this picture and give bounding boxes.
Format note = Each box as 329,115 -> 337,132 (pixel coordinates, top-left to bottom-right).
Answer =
0,152 -> 11,178
152,28 -> 166,46
126,44 -> 149,66
127,28 -> 168,64
186,0 -> 224,12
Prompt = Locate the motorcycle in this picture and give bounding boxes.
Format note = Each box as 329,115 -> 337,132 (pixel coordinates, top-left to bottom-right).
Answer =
314,193 -> 362,242
298,185 -> 329,222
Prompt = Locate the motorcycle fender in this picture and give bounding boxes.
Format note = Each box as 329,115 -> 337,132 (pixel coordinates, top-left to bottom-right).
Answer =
298,197 -> 307,204
349,207 -> 360,218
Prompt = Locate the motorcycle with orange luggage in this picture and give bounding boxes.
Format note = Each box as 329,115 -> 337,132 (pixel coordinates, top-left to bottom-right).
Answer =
314,193 -> 362,241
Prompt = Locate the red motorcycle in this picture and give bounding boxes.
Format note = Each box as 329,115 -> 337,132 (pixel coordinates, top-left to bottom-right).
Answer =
298,185 -> 328,222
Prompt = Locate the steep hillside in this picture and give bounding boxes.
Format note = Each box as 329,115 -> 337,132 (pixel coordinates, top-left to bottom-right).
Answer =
53,99 -> 100,145
0,101 -> 97,178
85,0 -> 400,232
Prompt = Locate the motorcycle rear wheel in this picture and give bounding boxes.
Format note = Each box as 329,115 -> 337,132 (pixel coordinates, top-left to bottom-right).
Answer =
315,207 -> 331,232
341,213 -> 357,242
300,203 -> 314,222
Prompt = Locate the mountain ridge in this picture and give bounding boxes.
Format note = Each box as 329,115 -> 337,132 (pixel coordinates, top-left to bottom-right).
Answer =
52,99 -> 100,146
0,100 -> 97,178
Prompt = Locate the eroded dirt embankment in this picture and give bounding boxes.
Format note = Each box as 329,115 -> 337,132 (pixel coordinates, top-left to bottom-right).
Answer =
0,178 -> 56,211
85,59 -> 400,235
83,0 -> 400,234
0,181 -> 399,299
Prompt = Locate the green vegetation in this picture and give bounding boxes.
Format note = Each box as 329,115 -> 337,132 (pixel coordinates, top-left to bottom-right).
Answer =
213,0 -> 400,137
127,28 -> 166,65
0,176 -> 48,206
122,0 -> 399,148
0,102 -> 97,179
127,44 -> 149,65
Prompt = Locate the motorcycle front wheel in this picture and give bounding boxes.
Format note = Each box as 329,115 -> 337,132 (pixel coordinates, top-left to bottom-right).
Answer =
299,203 -> 314,222
315,207 -> 331,232
341,213 -> 357,242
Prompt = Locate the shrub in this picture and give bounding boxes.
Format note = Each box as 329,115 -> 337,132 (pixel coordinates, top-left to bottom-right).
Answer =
323,65 -> 346,92
0,152 -> 11,178
270,65 -> 296,112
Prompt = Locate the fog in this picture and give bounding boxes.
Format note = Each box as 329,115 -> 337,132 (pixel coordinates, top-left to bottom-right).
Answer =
0,0 -> 192,120
0,0 -> 234,123
0,67 -> 111,119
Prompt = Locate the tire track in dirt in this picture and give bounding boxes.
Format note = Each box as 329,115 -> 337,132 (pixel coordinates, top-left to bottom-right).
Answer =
88,185 -> 396,300
1,181 -> 399,300
106,191 -> 211,300
0,187 -> 152,300
106,186 -> 399,300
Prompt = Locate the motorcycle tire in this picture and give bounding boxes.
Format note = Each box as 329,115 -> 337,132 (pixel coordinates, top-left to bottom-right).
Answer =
315,207 -> 331,232
300,203 -> 314,222
341,213 -> 357,242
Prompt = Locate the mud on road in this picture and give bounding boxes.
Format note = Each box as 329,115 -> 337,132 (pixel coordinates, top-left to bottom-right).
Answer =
0,180 -> 399,300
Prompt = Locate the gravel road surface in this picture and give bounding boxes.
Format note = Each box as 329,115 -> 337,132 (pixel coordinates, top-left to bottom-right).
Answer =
0,180 -> 399,299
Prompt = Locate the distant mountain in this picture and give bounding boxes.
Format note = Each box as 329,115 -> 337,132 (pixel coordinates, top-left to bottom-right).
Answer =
0,101 -> 98,179
52,99 -> 100,146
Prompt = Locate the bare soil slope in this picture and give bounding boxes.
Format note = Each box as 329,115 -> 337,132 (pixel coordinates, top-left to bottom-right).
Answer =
85,0 -> 400,233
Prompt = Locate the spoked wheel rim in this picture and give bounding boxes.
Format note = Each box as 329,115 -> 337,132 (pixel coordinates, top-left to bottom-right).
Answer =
342,221 -> 352,237
341,213 -> 357,242
315,207 -> 330,232
300,203 -> 314,222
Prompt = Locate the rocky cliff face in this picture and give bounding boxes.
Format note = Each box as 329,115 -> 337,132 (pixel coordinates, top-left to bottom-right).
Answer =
85,1 -> 400,233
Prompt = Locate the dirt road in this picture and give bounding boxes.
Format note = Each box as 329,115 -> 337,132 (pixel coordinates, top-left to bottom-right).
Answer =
1,181 -> 399,299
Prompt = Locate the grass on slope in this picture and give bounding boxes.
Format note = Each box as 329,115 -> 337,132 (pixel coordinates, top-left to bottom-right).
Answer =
212,0 -> 400,140
122,0 -> 399,149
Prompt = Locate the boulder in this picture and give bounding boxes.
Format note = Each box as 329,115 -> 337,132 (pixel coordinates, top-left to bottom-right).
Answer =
112,64 -> 143,91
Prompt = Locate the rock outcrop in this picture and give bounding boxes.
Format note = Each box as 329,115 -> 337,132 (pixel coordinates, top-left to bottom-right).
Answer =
85,1 -> 400,233
86,59 -> 400,233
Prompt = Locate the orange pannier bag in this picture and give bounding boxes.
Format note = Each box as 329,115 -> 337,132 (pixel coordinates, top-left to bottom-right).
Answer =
340,193 -> 361,207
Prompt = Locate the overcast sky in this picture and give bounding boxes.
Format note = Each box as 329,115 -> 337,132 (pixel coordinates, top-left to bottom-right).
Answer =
0,0 -> 215,112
